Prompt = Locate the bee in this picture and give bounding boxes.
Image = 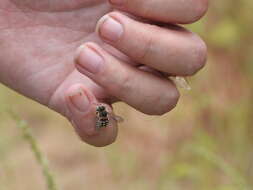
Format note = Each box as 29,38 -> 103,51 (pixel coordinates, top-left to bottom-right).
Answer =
95,104 -> 124,130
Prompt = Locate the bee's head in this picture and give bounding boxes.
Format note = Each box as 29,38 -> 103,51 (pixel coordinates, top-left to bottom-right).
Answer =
96,105 -> 106,112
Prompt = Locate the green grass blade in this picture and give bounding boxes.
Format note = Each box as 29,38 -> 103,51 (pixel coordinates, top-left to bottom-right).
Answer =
7,110 -> 58,190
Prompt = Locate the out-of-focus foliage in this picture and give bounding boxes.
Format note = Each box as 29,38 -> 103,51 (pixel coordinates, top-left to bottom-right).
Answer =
0,0 -> 253,189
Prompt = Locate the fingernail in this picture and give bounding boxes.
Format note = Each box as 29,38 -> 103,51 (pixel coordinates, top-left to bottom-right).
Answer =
77,46 -> 104,74
69,87 -> 90,112
109,0 -> 124,5
99,16 -> 123,42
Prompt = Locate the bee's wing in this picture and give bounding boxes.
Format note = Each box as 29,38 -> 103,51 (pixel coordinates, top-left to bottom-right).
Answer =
92,102 -> 124,123
169,76 -> 191,90
110,114 -> 124,123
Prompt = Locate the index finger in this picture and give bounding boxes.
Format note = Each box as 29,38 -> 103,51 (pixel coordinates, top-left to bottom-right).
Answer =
108,0 -> 208,24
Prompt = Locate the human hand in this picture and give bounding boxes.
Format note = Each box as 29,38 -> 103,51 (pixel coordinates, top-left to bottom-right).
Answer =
0,0 -> 208,146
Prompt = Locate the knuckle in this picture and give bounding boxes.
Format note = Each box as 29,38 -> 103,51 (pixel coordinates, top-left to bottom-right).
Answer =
118,70 -> 132,92
107,67 -> 132,94
137,28 -> 155,61
186,36 -> 207,75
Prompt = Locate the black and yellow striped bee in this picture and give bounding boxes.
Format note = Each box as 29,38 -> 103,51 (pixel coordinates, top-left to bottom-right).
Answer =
95,105 -> 109,129
95,104 -> 124,130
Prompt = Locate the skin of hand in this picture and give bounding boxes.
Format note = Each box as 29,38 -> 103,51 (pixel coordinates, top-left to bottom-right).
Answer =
0,0 -> 208,147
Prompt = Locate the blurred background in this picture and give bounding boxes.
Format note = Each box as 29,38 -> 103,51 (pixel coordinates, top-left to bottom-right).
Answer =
0,0 -> 253,189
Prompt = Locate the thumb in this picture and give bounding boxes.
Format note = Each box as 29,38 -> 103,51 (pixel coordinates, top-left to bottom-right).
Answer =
64,84 -> 118,147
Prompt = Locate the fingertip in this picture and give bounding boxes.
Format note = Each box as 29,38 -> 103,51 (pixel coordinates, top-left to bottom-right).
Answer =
65,84 -> 92,112
78,121 -> 118,147
65,84 -> 118,147
96,13 -> 124,43
95,14 -> 110,35
74,44 -> 86,64
65,84 -> 98,136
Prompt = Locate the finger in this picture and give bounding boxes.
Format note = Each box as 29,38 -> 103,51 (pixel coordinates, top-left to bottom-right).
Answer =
108,0 -> 208,24
75,42 -> 180,115
96,12 -> 207,76
65,84 -> 118,147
